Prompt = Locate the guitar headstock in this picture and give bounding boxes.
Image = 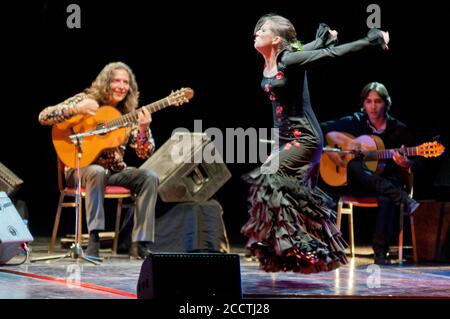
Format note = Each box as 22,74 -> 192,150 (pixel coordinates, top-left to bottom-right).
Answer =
168,88 -> 194,107
418,141 -> 446,158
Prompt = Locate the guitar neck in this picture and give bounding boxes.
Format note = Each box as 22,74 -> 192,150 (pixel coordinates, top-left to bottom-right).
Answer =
365,146 -> 418,160
104,97 -> 171,128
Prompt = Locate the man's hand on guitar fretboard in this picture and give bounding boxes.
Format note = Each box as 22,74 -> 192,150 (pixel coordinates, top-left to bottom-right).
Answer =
325,151 -> 346,168
392,145 -> 413,170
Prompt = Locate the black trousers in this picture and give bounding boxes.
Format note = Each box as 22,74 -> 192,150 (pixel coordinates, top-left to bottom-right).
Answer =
346,160 -> 405,255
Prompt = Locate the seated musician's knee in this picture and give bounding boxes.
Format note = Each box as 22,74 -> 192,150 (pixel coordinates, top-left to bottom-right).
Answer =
141,169 -> 159,187
347,159 -> 365,178
84,165 -> 107,180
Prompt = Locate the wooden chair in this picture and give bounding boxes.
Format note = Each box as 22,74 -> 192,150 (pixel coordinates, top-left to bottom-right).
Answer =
336,174 -> 417,265
49,158 -> 134,254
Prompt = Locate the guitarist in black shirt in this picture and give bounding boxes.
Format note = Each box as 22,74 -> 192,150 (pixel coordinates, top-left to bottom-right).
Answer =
320,82 -> 420,265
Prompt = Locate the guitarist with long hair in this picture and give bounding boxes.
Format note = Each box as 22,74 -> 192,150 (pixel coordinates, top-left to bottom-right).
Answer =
39,61 -> 158,259
320,82 -> 420,265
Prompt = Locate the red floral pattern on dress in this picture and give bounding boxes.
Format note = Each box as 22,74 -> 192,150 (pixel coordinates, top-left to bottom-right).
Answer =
276,71 -> 284,80
293,129 -> 301,138
275,105 -> 283,115
264,83 -> 270,92
283,140 -> 301,151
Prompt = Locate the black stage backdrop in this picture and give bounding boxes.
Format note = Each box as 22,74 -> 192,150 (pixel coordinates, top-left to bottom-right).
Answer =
1,0 -> 449,244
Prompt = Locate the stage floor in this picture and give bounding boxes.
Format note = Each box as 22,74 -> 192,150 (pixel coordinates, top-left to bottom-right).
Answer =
1,237 -> 449,299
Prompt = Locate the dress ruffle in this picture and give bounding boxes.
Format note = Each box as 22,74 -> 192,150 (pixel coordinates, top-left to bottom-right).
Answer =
241,169 -> 348,273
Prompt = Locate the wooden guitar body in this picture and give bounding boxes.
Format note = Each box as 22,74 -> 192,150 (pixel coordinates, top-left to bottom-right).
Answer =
52,106 -> 127,169
319,131 -> 445,187
51,87 -> 194,169
319,132 -> 385,187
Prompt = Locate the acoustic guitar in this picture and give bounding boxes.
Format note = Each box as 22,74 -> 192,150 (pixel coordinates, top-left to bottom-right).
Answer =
319,131 -> 445,187
52,88 -> 194,169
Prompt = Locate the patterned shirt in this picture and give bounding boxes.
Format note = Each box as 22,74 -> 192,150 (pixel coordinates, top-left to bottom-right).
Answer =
39,93 -> 155,172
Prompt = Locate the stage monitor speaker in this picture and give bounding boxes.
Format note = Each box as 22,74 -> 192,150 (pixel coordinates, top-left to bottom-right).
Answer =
0,162 -> 23,197
0,192 -> 33,264
140,132 -> 231,202
414,201 -> 450,262
137,253 -> 242,299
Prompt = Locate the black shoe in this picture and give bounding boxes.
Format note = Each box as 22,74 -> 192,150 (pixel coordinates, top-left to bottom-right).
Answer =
253,241 -> 269,248
117,235 -> 131,254
129,242 -> 152,260
117,242 -> 131,255
402,195 -> 420,215
374,252 -> 393,265
85,239 -> 100,258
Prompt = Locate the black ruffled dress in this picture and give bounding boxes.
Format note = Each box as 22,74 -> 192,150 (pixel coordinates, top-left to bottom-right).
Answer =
242,26 -> 387,273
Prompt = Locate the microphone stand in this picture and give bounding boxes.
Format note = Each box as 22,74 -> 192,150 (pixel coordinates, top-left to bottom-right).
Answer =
322,146 -> 357,154
323,146 -> 365,160
31,125 -> 126,265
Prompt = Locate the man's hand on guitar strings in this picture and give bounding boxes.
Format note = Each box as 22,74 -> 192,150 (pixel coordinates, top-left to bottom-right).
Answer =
76,98 -> 99,115
325,152 -> 346,168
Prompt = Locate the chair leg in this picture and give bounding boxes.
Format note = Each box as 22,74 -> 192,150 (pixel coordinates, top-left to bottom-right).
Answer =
49,193 -> 65,253
398,210 -> 404,265
410,214 -> 418,263
112,198 -> 123,254
337,200 -> 343,229
348,204 -> 355,258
